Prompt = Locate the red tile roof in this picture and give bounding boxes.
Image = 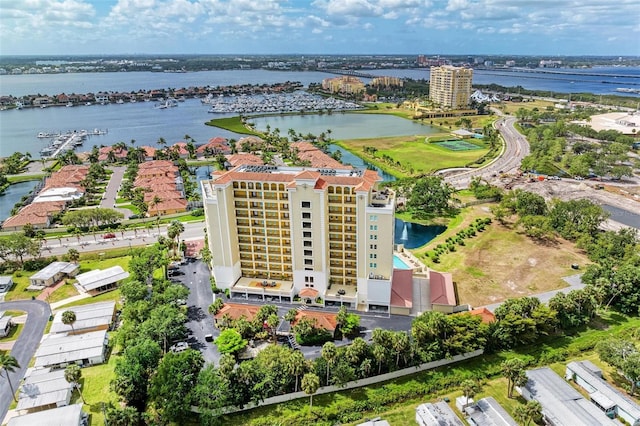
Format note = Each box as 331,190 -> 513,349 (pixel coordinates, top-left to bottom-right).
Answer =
293,310 -> 337,331
430,270 -> 456,306
214,303 -> 261,322
466,307 -> 496,323
227,153 -> 263,167
291,142 -> 348,169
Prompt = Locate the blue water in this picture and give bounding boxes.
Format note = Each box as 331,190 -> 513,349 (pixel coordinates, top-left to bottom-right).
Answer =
393,255 -> 411,269
0,180 -> 39,222
394,218 -> 445,249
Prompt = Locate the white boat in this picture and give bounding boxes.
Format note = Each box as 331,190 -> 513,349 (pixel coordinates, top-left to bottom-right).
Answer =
116,99 -> 124,104
154,98 -> 178,109
66,102 -> 73,107
15,102 -> 23,110
86,102 -> 92,106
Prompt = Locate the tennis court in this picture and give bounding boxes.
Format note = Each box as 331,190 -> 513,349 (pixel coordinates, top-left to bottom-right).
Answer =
434,140 -> 483,151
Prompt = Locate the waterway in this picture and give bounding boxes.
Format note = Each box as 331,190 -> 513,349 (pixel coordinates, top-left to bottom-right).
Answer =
0,180 -> 39,222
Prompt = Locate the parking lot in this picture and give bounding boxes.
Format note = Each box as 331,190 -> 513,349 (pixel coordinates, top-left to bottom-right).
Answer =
171,259 -> 414,365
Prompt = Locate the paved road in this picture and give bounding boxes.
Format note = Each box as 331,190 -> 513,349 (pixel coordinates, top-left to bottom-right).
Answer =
100,166 -> 131,218
0,300 -> 50,421
170,259 -> 220,365
445,114 -> 530,189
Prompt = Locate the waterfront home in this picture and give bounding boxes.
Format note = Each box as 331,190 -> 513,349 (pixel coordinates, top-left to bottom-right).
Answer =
226,153 -> 264,168
1,201 -> 66,231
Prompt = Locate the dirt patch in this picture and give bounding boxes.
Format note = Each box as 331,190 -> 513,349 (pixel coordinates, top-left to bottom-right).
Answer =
426,221 -> 591,308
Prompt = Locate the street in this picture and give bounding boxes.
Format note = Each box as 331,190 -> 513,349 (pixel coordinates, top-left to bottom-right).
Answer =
0,300 -> 51,422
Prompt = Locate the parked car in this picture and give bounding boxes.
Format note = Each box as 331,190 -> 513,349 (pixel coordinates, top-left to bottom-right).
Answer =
102,233 -> 116,239
204,334 -> 214,342
170,342 -> 189,353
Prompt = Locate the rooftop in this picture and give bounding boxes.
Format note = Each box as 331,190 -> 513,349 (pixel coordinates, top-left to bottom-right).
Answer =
17,368 -> 73,412
75,266 -> 129,292
523,367 -> 615,426
8,403 -> 85,426
30,262 -> 79,281
567,360 -> 640,421
34,329 -> 107,368
50,301 -> 116,333
416,401 -> 465,426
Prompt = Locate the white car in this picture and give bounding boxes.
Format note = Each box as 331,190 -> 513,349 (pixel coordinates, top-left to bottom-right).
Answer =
170,342 -> 189,353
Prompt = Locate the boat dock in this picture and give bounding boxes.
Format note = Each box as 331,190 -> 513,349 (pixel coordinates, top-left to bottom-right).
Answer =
39,129 -> 108,158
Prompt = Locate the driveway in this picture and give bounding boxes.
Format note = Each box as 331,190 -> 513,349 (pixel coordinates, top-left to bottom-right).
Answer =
0,300 -> 50,422
101,166 -> 131,218
169,259 -> 220,365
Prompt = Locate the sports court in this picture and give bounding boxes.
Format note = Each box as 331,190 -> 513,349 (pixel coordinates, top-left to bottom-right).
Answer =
433,140 -> 483,151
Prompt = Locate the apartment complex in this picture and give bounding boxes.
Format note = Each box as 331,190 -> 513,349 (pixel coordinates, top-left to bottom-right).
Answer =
429,65 -> 473,109
321,76 -> 366,95
201,164 -> 395,312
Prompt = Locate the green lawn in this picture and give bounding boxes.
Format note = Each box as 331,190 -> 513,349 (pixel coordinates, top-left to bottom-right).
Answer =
74,352 -> 120,426
0,322 -> 25,342
205,116 -> 263,135
335,135 -> 490,178
46,282 -> 80,304
4,272 -> 39,301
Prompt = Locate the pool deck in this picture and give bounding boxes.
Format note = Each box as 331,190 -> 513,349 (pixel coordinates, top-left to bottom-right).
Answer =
394,247 -> 427,272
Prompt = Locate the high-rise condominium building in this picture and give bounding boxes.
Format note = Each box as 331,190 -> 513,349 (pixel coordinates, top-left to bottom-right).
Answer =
201,164 -> 395,312
429,65 -> 473,109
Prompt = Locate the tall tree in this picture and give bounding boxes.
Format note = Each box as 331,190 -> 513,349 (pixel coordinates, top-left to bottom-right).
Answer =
0,353 -> 20,402
62,310 -> 77,334
64,364 -> 86,403
288,350 -> 306,392
502,358 -> 528,398
461,379 -> 479,406
321,342 -> 337,385
301,372 -> 320,410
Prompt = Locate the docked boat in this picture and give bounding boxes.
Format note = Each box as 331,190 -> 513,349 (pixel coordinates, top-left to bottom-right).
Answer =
154,98 -> 178,109
66,102 -> 73,107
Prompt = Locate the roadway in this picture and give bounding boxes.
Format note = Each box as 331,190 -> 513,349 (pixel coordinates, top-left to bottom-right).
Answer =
444,114 -> 530,189
0,300 -> 51,422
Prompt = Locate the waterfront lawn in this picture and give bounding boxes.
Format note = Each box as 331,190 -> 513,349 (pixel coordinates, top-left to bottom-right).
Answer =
6,175 -> 45,183
415,205 -> 591,307
205,116 -> 263,135
500,99 -> 555,115
336,135 -> 489,177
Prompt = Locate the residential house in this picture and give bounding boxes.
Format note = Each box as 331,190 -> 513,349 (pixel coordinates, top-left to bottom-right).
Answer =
50,301 -> 117,335
75,267 -> 130,296
566,360 -> 640,426
34,329 -> 109,369
29,262 -> 80,288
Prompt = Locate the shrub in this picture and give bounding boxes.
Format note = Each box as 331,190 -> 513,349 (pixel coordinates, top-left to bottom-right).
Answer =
190,208 -> 204,217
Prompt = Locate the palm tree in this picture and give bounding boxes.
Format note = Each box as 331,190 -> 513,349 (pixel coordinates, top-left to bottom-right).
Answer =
461,379 -> 478,406
64,364 -> 86,403
150,195 -> 162,219
67,248 -> 80,264
62,310 -> 77,334
0,353 -> 20,402
301,372 -> 320,410
372,343 -> 387,374
321,342 -> 337,385
288,350 -> 306,392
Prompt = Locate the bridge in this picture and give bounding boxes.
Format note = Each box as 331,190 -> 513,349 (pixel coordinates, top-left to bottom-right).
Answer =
321,69 -> 378,79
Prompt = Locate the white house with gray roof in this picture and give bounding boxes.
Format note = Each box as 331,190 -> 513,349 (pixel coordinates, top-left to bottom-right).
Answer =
29,262 -> 79,288
566,360 -> 640,426
75,266 -> 129,295
34,329 -> 108,369
50,301 -> 116,335
17,368 -> 74,414
8,403 -> 88,426
518,367 -> 615,426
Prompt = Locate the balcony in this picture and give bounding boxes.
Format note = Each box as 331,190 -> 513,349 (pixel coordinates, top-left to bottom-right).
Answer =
236,211 -> 249,218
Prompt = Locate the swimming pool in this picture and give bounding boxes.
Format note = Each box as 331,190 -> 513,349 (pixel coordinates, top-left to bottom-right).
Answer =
393,255 -> 412,270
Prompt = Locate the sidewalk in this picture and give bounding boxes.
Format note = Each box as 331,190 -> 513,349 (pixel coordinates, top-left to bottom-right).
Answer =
50,294 -> 91,311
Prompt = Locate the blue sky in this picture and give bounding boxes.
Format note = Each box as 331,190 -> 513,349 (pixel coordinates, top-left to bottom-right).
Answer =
1,0 -> 638,56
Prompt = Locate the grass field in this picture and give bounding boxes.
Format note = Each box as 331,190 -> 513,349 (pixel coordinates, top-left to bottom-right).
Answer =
205,116 -> 263,135
499,99 -> 555,115
414,205 -> 591,307
75,351 -> 120,426
335,135 -> 489,177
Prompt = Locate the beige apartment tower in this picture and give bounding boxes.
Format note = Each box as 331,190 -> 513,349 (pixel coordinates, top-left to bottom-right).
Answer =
429,65 -> 473,109
201,165 -> 395,312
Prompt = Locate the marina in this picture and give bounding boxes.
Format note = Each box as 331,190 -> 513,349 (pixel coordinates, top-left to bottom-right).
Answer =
203,92 -> 363,114
38,129 -> 108,158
